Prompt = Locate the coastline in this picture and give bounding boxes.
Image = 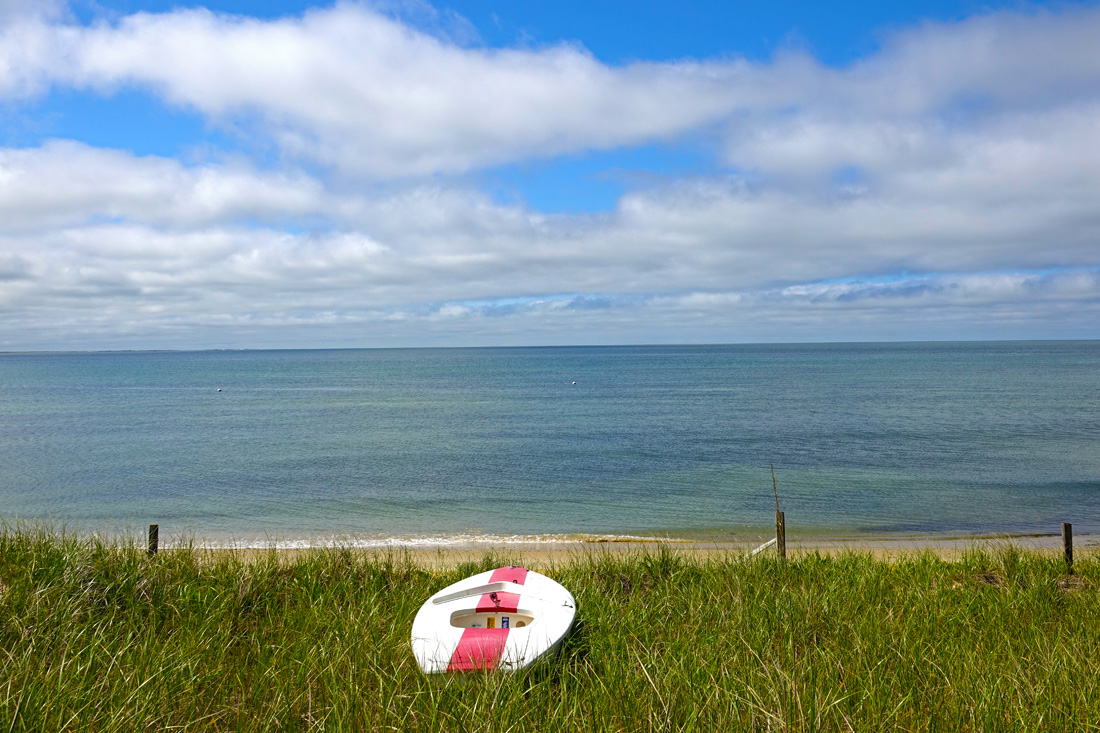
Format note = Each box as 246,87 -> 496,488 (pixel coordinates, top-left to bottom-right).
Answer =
6,344 -> 1098,557
166,531 -> 1100,567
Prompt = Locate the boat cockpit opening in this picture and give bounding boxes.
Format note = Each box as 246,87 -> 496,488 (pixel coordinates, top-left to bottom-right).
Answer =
449,610 -> 535,629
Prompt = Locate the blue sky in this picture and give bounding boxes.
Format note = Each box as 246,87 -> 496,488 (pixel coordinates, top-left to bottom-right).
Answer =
1,0 -> 1099,348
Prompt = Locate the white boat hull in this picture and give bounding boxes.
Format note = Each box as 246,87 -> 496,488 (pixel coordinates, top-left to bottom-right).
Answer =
411,566 -> 576,673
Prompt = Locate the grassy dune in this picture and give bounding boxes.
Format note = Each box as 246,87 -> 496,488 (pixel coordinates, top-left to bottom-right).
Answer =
1,529 -> 1097,731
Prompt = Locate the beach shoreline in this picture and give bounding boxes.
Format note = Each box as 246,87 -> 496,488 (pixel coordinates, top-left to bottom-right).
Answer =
163,531 -> 1100,567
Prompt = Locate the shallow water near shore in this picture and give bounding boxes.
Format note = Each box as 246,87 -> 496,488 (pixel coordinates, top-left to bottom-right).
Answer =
2,341 -> 1098,546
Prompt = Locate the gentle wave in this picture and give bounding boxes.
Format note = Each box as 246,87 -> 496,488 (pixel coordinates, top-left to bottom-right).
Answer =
170,532 -> 671,551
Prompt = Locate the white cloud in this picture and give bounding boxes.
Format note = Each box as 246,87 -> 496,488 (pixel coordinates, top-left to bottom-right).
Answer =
2,136 -> 1097,348
851,8 -> 1100,113
3,4 -> 1100,179
0,4 -> 742,177
0,3 -> 1099,347
0,140 -> 328,231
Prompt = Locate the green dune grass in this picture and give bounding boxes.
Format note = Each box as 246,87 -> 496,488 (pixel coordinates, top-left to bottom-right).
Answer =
1,529 -> 1097,731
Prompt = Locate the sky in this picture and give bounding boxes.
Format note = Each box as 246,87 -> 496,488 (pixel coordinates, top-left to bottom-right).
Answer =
1,0 -> 1099,349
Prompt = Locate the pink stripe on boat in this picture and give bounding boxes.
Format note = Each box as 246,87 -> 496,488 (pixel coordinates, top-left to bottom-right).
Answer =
476,591 -> 521,614
489,566 -> 528,585
447,628 -> 509,672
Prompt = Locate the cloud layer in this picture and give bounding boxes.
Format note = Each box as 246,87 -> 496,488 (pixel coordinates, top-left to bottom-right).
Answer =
0,2 -> 1098,348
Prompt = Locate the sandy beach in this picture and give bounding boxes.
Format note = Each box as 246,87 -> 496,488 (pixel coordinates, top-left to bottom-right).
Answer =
193,532 -> 1100,568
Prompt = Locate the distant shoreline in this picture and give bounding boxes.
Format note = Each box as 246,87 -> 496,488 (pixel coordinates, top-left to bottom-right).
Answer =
2,337 -> 1099,355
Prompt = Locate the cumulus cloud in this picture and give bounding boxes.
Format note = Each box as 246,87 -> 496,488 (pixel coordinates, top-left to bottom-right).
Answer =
0,141 -> 329,231
3,4 -> 1100,178
2,135 -> 1097,348
850,9 -> 1100,113
0,4 -> 745,176
0,2 -> 1098,347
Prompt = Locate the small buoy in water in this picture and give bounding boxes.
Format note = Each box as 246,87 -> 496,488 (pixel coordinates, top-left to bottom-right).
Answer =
572,381 -> 576,385
216,388 -> 222,392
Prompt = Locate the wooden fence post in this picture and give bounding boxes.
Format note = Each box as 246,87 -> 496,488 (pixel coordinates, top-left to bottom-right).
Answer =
1062,522 -> 1073,575
148,524 -> 159,556
776,511 -> 786,562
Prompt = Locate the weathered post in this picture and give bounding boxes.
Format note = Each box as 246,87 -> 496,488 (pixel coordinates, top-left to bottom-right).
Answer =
776,511 -> 786,562
148,524 -> 159,556
1062,522 -> 1073,575
771,462 -> 786,561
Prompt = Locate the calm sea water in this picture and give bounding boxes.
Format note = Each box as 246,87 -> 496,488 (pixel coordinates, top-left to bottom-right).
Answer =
1,343 -> 1098,546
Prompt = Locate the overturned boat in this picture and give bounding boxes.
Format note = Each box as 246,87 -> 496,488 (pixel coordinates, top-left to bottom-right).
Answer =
411,565 -> 576,673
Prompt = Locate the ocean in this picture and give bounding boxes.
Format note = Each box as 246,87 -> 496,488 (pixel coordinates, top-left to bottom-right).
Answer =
1,342 -> 1098,547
